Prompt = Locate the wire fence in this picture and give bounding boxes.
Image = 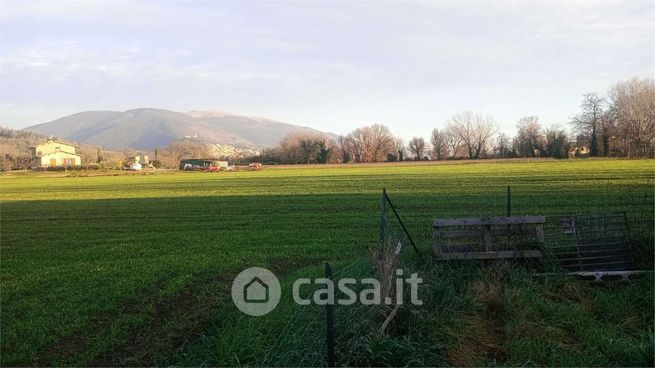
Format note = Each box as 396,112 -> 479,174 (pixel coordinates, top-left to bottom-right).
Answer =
260,257 -> 374,367
261,184 -> 653,366
260,189 -> 427,367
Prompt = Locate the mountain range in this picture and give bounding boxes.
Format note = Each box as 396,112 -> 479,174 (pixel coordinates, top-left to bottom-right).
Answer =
23,108 -> 331,150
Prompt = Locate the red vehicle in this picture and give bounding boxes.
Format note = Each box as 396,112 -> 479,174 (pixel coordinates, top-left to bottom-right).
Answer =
203,165 -> 221,172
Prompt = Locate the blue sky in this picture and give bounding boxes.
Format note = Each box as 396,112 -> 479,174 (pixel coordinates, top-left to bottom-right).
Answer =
1,0 -> 653,138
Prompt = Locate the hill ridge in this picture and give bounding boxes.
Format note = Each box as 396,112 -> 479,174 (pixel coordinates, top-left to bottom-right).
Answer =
24,108 -> 331,150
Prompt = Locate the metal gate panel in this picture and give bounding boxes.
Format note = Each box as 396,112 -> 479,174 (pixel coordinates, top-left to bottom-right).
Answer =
545,212 -> 635,272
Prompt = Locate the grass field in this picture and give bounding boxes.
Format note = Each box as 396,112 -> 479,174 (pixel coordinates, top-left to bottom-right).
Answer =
1,159 -> 654,366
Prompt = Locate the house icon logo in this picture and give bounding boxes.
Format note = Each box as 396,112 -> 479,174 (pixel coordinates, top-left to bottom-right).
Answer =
244,277 -> 269,303
232,267 -> 281,316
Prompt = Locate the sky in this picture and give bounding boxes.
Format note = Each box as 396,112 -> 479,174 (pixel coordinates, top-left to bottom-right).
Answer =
0,0 -> 653,139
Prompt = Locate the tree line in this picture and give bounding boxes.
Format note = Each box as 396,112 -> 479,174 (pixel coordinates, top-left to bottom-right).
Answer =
2,76 -> 652,170
261,76 -> 654,164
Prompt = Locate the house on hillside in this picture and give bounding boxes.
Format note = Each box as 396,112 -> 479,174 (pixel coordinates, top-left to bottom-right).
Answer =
30,139 -> 82,168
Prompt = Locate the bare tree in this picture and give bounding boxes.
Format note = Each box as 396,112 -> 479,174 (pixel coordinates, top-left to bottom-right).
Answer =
159,139 -> 211,168
599,110 -> 616,156
278,132 -> 334,164
393,138 -> 406,161
446,111 -> 496,159
336,136 -> 351,163
343,128 -> 366,163
408,137 -> 426,160
0,145 -> 21,170
363,124 -> 395,162
514,116 -> 544,157
493,133 -> 512,158
444,126 -> 462,158
608,77 -> 655,157
342,124 -> 395,162
430,128 -> 448,160
572,93 -> 605,157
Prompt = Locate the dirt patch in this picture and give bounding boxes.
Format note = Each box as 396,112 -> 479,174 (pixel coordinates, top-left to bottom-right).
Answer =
447,269 -> 508,366
445,314 -> 506,366
36,329 -> 90,366
472,280 -> 504,319
545,281 -> 594,310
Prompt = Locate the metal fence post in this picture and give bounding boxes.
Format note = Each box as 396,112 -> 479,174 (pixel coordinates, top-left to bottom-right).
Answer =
507,185 -> 512,217
380,188 -> 387,253
383,189 -> 420,257
324,262 -> 336,367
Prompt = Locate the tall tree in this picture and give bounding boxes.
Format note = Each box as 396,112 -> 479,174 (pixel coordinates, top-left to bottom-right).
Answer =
394,138 -> 406,161
277,132 -> 334,164
514,116 -> 544,157
363,124 -> 395,162
408,137 -> 426,160
317,140 -> 332,164
494,133 -> 512,158
342,124 -> 395,163
544,125 -> 569,158
608,77 -> 655,157
445,126 -> 462,158
344,129 -> 366,163
336,136 -> 351,163
446,111 -> 496,159
572,93 -> 605,157
96,147 -> 103,163
430,128 -> 448,160
299,138 -> 321,164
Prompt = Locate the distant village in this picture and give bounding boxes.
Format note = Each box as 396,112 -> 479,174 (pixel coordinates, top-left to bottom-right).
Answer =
0,128 -> 263,172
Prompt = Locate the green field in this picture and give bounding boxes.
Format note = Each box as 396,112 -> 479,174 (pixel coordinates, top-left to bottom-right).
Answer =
1,159 -> 654,366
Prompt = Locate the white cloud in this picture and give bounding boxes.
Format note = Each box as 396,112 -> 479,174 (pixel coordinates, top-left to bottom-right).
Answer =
0,0 -> 653,136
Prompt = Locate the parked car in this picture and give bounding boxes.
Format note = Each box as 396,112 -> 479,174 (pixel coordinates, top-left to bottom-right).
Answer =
203,165 -> 221,172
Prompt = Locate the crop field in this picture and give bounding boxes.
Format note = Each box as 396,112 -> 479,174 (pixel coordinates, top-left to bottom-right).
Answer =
1,159 -> 654,366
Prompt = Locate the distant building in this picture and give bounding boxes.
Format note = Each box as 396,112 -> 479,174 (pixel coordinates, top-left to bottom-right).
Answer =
179,159 -> 229,171
127,153 -> 149,165
31,139 -> 82,168
128,162 -> 142,171
126,153 -> 149,170
569,145 -> 590,158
